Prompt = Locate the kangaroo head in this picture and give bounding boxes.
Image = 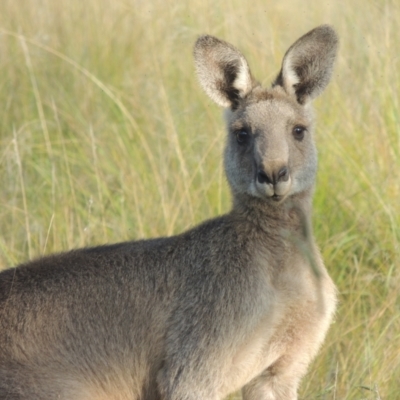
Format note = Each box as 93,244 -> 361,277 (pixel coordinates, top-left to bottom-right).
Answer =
194,25 -> 338,204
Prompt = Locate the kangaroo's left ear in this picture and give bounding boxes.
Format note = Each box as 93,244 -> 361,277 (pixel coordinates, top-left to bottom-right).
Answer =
274,25 -> 338,104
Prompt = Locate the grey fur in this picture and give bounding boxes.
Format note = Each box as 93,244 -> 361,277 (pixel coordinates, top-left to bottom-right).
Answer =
0,25 -> 338,400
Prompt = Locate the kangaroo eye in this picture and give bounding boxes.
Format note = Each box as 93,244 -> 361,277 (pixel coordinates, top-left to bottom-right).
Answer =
293,125 -> 306,141
236,130 -> 249,145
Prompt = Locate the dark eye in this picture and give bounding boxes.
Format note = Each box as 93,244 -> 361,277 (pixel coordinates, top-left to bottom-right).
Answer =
293,125 -> 306,141
236,130 -> 249,145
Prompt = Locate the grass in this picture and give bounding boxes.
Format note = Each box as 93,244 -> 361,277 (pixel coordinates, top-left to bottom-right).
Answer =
0,0 -> 399,398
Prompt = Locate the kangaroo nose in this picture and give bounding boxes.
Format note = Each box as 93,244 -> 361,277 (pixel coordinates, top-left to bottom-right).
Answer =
277,166 -> 289,182
257,166 -> 289,185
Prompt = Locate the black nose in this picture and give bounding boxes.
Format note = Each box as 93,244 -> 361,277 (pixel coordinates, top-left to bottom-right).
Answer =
257,167 -> 288,185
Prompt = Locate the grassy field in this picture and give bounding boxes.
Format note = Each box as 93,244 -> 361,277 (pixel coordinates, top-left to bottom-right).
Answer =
0,0 -> 399,398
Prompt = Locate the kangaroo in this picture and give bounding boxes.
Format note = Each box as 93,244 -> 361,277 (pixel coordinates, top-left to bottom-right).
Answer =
0,25 -> 338,400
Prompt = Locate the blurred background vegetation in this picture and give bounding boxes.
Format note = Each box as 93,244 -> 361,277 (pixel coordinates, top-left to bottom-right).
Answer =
0,0 -> 399,398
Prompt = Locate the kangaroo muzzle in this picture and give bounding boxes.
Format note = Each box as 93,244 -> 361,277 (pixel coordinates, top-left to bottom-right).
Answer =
255,163 -> 292,200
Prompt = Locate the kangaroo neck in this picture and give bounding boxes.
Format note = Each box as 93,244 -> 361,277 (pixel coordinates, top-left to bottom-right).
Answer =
231,189 -> 314,235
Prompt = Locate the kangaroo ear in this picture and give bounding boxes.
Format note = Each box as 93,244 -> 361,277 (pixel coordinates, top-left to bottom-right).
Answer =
194,35 -> 255,109
274,25 -> 338,104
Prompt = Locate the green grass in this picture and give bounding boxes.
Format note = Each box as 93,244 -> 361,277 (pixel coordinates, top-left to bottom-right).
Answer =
0,0 -> 399,398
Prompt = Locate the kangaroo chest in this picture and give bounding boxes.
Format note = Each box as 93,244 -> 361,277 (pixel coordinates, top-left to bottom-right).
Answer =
225,251 -> 336,394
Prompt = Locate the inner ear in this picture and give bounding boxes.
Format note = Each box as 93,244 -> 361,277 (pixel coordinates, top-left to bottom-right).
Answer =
220,59 -> 242,109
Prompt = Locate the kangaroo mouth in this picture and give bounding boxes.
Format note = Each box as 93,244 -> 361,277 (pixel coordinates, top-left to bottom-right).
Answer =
252,174 -> 292,202
271,194 -> 282,202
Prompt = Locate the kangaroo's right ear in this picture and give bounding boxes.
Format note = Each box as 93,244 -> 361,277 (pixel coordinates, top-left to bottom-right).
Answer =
194,35 -> 255,109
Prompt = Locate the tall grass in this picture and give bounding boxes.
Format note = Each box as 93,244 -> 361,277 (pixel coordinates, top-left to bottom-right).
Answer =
0,0 -> 399,398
